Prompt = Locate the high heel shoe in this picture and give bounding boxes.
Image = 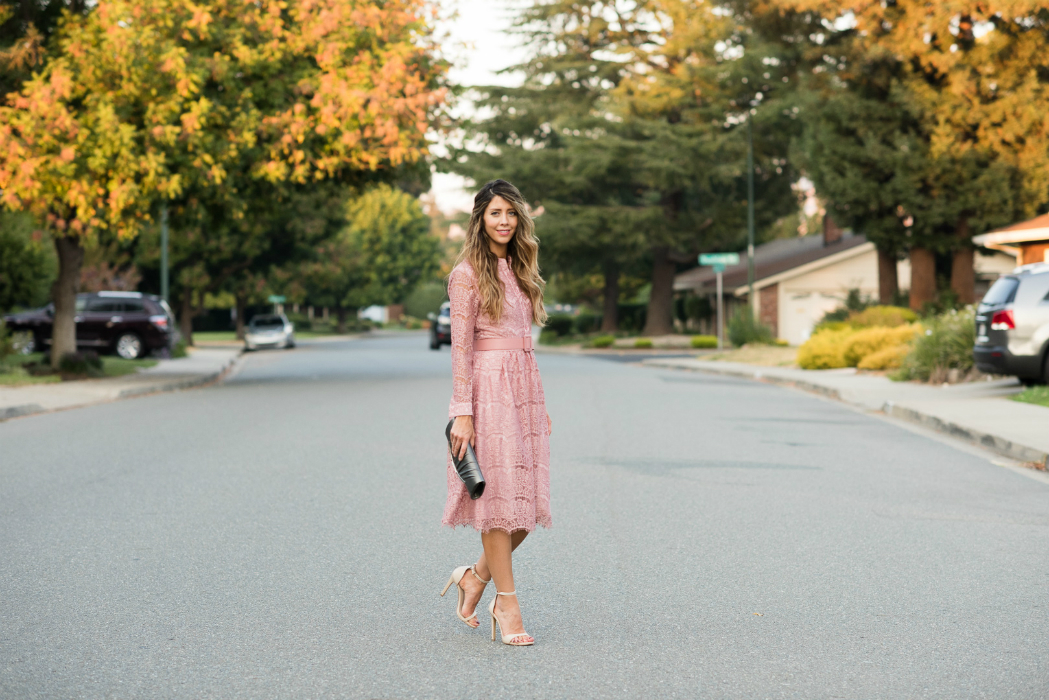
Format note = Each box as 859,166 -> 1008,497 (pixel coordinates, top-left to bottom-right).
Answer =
440,565 -> 490,627
489,591 -> 534,646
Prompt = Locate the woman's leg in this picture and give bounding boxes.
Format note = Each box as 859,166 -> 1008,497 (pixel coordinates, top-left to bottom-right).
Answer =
478,529 -> 531,640
459,530 -> 527,622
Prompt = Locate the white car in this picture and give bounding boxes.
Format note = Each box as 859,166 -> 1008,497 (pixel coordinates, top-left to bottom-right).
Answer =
245,313 -> 296,351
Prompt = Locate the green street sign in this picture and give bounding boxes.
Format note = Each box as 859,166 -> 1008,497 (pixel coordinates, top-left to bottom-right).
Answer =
268,295 -> 286,303
699,252 -> 740,266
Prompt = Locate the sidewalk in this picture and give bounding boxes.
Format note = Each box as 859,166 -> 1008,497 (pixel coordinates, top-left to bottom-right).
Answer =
0,347 -> 241,421
643,357 -> 1049,466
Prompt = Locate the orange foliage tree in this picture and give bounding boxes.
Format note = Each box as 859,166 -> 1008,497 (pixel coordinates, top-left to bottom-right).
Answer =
772,0 -> 1049,307
0,0 -> 445,365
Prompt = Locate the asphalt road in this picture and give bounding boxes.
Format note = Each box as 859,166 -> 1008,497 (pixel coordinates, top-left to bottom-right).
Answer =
2,333 -> 1048,699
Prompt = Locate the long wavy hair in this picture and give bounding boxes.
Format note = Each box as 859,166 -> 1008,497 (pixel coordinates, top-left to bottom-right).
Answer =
455,179 -> 547,326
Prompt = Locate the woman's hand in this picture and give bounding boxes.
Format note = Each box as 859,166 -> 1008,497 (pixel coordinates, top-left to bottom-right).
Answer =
546,412 -> 552,436
450,415 -> 475,460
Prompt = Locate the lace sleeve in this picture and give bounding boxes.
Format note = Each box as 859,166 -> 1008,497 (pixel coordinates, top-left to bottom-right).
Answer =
448,265 -> 478,419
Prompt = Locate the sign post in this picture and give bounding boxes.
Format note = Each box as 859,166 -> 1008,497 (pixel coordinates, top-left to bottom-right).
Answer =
699,253 -> 741,350
268,294 -> 286,314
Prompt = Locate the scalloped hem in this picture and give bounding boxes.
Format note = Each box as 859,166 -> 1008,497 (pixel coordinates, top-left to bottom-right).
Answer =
442,517 -> 552,535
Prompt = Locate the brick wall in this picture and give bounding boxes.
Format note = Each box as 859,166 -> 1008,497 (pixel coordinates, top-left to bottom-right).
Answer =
759,284 -> 778,338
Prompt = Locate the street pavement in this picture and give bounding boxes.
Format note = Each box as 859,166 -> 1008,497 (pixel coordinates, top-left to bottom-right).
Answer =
2,333 -> 1048,699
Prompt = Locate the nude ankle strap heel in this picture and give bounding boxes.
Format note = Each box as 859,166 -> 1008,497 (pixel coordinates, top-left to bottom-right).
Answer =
489,591 -> 534,646
440,565 -> 490,627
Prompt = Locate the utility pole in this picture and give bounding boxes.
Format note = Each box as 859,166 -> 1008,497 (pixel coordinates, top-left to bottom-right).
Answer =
746,112 -> 756,310
160,204 -> 169,304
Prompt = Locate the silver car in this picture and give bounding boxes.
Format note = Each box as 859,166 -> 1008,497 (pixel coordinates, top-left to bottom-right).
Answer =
245,313 -> 296,351
974,262 -> 1049,385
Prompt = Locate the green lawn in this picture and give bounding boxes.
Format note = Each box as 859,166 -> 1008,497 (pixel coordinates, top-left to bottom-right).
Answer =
192,331 -> 239,342
101,356 -> 158,377
0,352 -> 156,383
1013,385 -> 1049,408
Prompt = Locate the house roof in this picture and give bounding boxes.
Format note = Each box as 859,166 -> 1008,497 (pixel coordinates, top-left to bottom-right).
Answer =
674,232 -> 871,295
973,213 -> 1049,246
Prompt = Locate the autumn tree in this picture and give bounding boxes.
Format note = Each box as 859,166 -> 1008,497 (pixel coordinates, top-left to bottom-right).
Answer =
300,184 -> 441,332
777,0 -> 1047,308
0,0 -> 446,366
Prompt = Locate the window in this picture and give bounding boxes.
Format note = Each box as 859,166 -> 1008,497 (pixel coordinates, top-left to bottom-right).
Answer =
981,277 -> 1019,306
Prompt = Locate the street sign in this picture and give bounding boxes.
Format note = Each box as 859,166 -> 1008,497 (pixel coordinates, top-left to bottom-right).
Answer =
698,253 -> 739,351
268,295 -> 286,304
699,252 -> 740,266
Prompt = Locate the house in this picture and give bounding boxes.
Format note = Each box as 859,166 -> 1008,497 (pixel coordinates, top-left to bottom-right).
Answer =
972,213 -> 1049,267
675,227 -> 1014,346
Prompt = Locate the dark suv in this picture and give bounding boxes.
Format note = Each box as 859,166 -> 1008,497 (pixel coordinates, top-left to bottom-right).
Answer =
974,263 -> 1049,385
3,291 -> 175,359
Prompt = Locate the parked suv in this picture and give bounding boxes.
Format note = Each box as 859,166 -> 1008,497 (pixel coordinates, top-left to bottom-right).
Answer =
974,263 -> 1049,385
3,291 -> 175,359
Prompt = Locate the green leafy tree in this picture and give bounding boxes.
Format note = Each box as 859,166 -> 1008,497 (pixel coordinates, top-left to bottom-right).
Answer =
301,185 -> 441,332
0,210 -> 55,312
447,0 -> 799,335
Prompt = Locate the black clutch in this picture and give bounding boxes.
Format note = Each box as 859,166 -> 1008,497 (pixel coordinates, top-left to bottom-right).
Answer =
446,419 -> 486,500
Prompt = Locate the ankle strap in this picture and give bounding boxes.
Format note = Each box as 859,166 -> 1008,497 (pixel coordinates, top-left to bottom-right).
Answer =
470,566 -> 491,585
496,590 -> 516,596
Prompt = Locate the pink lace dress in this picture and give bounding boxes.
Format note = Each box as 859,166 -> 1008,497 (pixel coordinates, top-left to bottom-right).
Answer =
443,259 -> 552,533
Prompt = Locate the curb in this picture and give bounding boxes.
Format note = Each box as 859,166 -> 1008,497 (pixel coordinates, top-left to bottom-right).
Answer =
0,403 -> 46,421
0,352 -> 243,423
116,352 -> 243,400
882,402 -> 1049,467
646,359 -> 1049,468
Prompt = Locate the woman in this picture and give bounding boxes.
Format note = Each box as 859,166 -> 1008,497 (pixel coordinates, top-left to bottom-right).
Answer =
439,179 -> 551,647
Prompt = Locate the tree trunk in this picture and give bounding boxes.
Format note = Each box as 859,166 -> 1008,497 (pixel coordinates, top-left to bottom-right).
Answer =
950,218 -> 975,305
909,247 -> 937,312
335,305 -> 348,334
180,288 -> 196,347
643,246 -> 675,336
50,235 -> 85,369
877,249 -> 898,305
235,293 -> 246,340
601,259 -> 620,332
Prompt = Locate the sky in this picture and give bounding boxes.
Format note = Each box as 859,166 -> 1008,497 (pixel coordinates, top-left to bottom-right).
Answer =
428,0 -> 530,214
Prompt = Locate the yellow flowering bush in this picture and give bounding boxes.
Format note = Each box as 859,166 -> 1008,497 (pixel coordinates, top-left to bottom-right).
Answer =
857,344 -> 911,370
842,325 -> 922,366
796,328 -> 856,369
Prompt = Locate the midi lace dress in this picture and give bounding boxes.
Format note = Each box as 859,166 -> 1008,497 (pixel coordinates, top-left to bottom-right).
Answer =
443,259 -> 552,534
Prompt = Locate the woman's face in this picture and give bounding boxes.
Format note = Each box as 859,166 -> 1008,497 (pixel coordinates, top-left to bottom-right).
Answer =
483,195 -> 518,248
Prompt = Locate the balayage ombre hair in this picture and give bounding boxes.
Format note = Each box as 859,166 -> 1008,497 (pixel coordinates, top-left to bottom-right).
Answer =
455,179 -> 547,326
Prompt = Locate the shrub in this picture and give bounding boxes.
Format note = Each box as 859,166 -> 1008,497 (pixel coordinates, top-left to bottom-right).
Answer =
403,282 -> 447,320
847,305 -> 918,329
857,344 -> 910,370
574,313 -> 601,335
546,314 -> 574,337
172,339 -> 189,358
842,325 -> 921,367
817,288 -> 874,325
59,350 -> 104,377
895,307 -> 976,382
727,307 -> 774,347
633,338 -> 653,349
690,335 -> 718,349
796,328 -> 856,369
538,329 -> 559,345
591,334 -> 615,348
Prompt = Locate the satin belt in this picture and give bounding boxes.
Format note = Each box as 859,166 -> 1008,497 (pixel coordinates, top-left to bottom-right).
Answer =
474,336 -> 534,352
